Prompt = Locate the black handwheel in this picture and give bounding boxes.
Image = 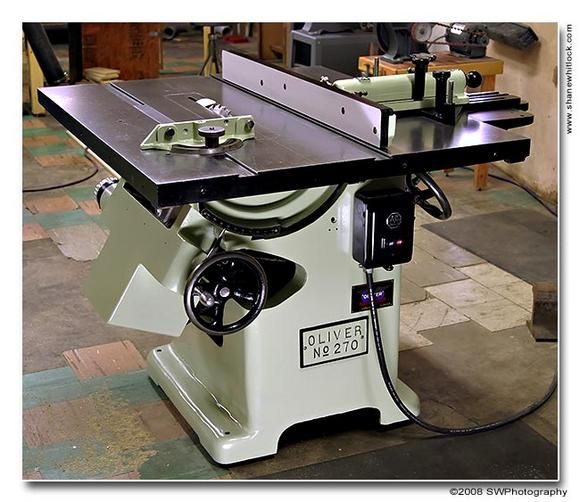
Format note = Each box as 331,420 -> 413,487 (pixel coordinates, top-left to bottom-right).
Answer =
184,251 -> 268,336
406,171 -> 452,220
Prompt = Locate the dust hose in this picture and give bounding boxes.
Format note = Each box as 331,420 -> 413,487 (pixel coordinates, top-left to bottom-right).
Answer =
23,23 -> 68,85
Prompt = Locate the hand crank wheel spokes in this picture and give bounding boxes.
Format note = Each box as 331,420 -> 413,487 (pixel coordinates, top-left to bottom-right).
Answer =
406,171 -> 452,220
184,251 -> 268,336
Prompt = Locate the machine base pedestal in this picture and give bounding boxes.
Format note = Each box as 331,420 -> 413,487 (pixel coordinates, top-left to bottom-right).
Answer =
147,342 -> 419,465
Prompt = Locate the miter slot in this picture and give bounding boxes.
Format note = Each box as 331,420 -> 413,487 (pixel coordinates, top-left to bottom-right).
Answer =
106,83 -> 173,124
220,50 -> 395,149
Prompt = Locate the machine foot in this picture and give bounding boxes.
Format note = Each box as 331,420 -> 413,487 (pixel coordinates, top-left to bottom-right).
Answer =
147,345 -> 282,465
378,379 -> 421,425
147,345 -> 420,464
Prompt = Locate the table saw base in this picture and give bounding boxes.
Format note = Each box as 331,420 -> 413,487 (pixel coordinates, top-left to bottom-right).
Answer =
141,182 -> 418,465
148,338 -> 418,465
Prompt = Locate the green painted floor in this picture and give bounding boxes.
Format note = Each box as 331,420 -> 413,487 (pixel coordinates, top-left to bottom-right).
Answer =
23,367 -> 227,480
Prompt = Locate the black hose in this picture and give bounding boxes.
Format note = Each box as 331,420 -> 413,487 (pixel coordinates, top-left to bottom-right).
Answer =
23,165 -> 99,193
23,152 -> 100,193
457,166 -> 557,217
163,26 -> 178,40
23,23 -> 68,86
365,268 -> 557,436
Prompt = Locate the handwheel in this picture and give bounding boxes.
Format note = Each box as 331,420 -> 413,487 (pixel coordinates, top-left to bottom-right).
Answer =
406,171 -> 452,220
184,251 -> 268,336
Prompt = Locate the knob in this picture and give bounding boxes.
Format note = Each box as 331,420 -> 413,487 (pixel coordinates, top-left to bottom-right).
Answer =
199,125 -> 226,149
465,70 -> 483,89
432,71 -> 452,110
410,53 -> 436,101
432,70 -> 451,82
410,52 -> 436,65
94,177 -> 119,209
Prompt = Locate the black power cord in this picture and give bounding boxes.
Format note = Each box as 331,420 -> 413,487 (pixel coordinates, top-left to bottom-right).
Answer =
365,268 -> 557,436
23,151 -> 100,193
457,166 -> 557,217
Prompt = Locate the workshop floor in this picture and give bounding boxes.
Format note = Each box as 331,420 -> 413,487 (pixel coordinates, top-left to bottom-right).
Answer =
22,33 -> 557,480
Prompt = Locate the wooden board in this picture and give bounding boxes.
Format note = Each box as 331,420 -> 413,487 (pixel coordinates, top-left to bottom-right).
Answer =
359,52 -> 504,77
258,23 -> 290,64
24,41 -> 46,115
63,340 -> 147,380
82,23 -> 161,80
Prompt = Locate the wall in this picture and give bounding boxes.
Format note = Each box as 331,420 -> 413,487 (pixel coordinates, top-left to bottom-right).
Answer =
485,23 -> 558,204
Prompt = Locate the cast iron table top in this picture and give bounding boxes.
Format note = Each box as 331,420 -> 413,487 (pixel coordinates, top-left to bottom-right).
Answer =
39,75 -> 531,208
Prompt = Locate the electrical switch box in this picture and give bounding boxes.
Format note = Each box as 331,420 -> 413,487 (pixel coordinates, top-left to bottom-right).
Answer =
352,186 -> 415,268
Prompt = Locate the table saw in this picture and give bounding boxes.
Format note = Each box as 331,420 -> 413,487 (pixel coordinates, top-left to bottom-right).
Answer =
39,50 -> 534,465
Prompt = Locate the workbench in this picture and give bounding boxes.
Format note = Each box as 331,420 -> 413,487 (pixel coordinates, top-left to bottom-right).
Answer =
359,52 -> 505,190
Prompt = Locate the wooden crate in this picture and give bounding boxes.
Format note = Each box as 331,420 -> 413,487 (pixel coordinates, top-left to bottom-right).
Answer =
82,23 -> 161,80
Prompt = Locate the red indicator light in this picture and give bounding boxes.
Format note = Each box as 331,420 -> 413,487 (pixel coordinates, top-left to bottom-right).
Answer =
396,240 -> 403,245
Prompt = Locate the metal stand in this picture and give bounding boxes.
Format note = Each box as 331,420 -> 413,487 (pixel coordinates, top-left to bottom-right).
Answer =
199,26 -> 221,76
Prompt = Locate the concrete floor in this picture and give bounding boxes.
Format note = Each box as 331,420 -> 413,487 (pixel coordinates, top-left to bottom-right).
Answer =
22,30 -> 558,480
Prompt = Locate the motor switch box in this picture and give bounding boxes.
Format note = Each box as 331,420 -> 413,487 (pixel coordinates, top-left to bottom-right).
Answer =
352,187 -> 415,268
